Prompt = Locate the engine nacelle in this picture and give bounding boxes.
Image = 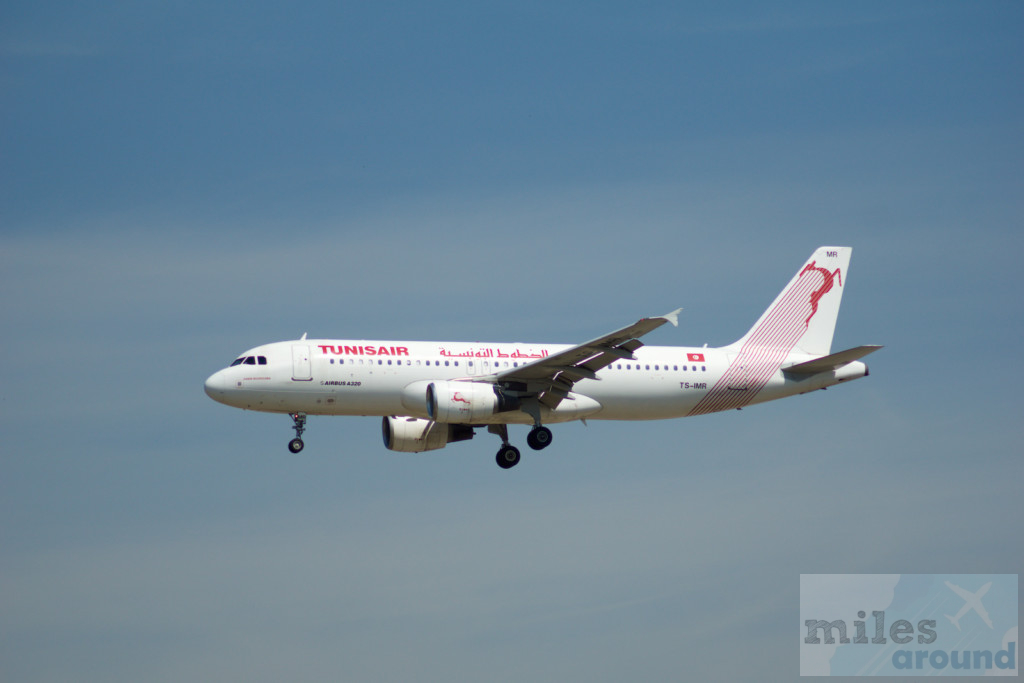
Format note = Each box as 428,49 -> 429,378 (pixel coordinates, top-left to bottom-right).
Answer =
381,416 -> 474,453
426,381 -> 520,423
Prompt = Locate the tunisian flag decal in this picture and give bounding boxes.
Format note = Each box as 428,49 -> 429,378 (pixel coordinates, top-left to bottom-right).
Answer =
687,352 -> 705,362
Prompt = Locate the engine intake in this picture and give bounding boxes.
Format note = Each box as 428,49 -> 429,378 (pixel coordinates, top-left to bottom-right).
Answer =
382,416 -> 474,453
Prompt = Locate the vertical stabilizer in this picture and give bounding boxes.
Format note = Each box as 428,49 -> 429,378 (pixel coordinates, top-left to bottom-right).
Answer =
726,247 -> 851,356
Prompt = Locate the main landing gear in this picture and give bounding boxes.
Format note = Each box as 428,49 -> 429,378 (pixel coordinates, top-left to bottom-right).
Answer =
489,424 -> 553,469
288,412 -> 307,453
526,426 -> 552,451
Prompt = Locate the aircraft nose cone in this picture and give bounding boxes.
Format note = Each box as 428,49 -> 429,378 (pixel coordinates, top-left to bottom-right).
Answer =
204,370 -> 231,401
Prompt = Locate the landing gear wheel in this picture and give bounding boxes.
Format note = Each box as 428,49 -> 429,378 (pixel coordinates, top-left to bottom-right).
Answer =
527,426 -> 553,451
496,445 -> 521,469
288,413 -> 307,454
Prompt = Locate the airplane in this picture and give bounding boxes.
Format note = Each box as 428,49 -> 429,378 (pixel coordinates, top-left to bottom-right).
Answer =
944,581 -> 994,631
204,246 -> 881,468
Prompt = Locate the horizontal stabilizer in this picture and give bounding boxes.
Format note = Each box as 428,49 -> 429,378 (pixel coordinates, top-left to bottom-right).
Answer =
783,345 -> 883,375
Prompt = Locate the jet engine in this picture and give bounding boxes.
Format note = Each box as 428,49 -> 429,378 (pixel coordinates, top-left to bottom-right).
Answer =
426,381 -> 520,423
382,416 -> 474,453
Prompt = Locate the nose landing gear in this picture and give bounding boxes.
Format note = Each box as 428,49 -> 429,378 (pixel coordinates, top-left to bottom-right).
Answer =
288,412 -> 307,453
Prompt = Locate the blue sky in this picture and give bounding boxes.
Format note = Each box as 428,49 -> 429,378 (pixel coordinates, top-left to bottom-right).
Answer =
2,2 -> 1021,681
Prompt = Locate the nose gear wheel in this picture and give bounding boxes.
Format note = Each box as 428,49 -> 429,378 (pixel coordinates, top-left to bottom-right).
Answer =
288,413 -> 307,453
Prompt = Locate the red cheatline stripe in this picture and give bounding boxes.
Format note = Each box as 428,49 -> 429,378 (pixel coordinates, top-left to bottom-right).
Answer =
749,275 -> 815,347
688,269 -> 826,415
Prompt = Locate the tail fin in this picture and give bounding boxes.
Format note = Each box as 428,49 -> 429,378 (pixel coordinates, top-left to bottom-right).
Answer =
726,247 -> 851,356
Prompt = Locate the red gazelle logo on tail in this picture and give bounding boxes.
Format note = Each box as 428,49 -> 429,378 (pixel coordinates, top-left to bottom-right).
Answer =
800,260 -> 842,327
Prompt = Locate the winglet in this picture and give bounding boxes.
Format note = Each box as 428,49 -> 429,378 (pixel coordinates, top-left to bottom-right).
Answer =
660,308 -> 682,328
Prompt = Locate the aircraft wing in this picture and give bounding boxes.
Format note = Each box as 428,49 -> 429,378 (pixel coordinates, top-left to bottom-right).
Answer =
974,582 -> 994,627
945,581 -> 974,601
492,309 -> 681,409
975,601 -> 994,628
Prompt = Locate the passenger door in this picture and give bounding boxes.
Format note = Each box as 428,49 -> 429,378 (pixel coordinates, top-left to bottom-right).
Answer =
292,345 -> 312,381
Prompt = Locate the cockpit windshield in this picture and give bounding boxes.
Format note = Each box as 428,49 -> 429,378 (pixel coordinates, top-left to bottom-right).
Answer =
230,356 -> 267,366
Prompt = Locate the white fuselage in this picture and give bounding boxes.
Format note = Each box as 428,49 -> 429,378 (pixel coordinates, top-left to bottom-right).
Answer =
203,338 -> 866,424
203,247 -> 878,466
